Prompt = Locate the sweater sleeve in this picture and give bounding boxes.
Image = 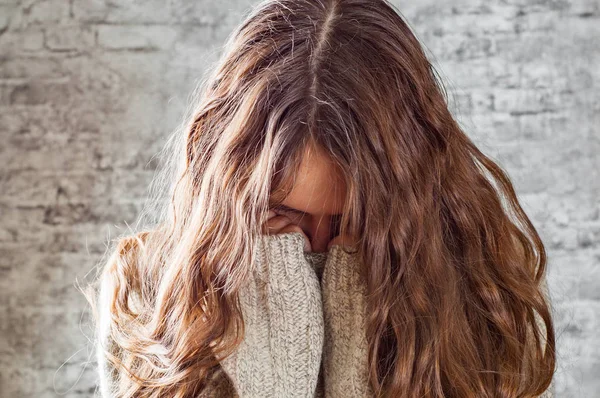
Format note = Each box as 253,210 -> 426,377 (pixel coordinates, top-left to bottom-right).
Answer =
219,232 -> 325,398
320,245 -> 373,397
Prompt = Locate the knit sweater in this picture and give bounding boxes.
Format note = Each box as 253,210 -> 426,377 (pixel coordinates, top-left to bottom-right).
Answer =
96,231 -> 554,397
218,231 -> 373,398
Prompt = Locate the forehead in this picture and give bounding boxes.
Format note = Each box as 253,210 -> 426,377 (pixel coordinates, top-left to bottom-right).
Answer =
280,144 -> 347,216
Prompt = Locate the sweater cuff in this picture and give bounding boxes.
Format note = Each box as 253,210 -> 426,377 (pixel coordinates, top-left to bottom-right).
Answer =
252,231 -> 308,281
321,244 -> 366,292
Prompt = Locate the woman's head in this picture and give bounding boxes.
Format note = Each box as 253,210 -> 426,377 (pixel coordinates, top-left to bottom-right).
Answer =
269,139 -> 347,253
88,0 -> 556,396
183,0 -> 466,262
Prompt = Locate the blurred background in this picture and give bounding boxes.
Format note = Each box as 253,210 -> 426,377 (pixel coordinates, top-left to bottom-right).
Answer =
0,0 -> 598,396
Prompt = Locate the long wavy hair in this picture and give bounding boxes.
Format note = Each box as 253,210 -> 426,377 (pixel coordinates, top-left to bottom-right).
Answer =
84,0 -> 556,397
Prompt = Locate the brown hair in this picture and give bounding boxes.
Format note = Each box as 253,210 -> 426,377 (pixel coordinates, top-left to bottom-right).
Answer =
84,0 -> 556,396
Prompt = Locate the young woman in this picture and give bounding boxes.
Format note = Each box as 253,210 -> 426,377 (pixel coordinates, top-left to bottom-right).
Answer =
87,0 -> 556,397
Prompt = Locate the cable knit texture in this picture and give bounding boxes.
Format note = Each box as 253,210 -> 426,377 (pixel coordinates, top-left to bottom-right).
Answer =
319,241 -> 374,397
96,231 -> 554,397
220,232 -> 325,398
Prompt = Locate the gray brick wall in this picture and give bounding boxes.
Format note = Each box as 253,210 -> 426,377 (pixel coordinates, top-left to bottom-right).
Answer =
0,0 -> 597,397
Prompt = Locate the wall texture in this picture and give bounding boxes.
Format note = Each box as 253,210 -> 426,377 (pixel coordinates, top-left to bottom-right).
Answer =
0,0 -> 598,397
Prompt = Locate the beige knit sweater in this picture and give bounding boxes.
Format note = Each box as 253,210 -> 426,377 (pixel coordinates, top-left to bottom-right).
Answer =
217,231 -> 373,398
96,231 -> 555,397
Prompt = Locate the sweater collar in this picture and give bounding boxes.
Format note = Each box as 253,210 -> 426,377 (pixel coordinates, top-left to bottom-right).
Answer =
303,251 -> 328,280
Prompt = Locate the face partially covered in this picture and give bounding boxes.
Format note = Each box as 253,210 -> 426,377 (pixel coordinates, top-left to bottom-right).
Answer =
271,143 -> 347,253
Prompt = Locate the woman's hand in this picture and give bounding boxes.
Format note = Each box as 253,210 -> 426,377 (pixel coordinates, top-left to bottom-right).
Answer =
263,209 -> 313,252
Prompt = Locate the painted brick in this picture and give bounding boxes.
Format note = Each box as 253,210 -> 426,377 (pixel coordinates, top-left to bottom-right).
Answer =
96,24 -> 178,51
0,0 -> 597,397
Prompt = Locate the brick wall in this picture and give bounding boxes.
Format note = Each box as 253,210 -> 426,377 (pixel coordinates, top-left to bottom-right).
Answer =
0,0 -> 597,396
